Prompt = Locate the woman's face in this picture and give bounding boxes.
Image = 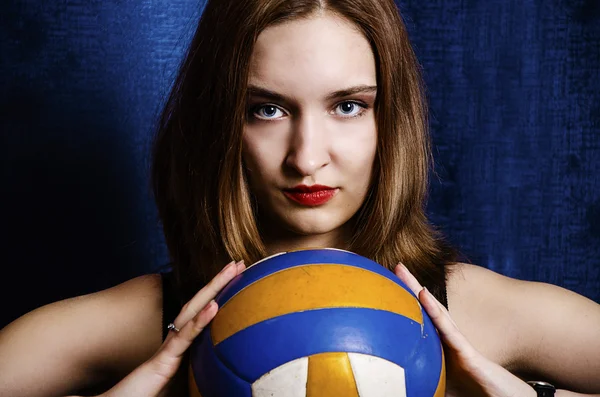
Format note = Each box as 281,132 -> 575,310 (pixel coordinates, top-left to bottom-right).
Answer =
242,13 -> 377,248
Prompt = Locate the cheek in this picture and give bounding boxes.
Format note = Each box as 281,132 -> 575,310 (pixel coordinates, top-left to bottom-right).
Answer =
336,126 -> 377,177
242,133 -> 281,182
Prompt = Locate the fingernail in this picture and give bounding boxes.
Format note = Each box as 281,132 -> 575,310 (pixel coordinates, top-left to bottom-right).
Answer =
422,287 -> 436,301
220,261 -> 235,274
202,300 -> 216,313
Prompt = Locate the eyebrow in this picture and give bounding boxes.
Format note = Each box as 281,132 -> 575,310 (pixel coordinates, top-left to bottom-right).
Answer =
325,85 -> 377,101
247,84 -> 377,103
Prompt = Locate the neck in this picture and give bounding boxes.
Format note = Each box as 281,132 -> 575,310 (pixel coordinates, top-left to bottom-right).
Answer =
262,227 -> 351,257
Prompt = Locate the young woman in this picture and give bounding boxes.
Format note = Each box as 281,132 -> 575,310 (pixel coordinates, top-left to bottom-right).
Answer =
1,0 -> 599,396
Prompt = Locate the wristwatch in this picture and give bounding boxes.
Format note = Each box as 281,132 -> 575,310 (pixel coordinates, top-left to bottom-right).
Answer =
527,381 -> 556,397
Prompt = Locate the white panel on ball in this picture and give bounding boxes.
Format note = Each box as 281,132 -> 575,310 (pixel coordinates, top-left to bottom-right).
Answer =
252,357 -> 308,397
348,353 -> 407,397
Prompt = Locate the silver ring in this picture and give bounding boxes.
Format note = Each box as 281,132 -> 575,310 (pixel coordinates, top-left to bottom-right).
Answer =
167,323 -> 180,333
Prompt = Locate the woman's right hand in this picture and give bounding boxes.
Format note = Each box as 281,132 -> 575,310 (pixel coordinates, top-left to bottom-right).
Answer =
99,260 -> 246,397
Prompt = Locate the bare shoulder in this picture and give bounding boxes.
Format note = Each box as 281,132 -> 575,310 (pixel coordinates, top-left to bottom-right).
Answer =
0,273 -> 164,397
445,263 -> 519,366
447,263 -> 600,393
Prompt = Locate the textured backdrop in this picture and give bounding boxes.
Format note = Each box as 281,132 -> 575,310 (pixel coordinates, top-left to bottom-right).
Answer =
1,0 -> 599,328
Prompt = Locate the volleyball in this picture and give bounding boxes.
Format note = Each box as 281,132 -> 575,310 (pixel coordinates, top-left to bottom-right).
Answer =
188,248 -> 445,397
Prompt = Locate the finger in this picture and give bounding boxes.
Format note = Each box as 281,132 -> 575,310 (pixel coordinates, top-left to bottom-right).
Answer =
236,260 -> 247,274
394,263 -> 456,328
394,263 -> 423,297
430,292 -> 460,329
161,300 -> 218,360
419,288 -> 474,355
106,302 -> 219,397
174,260 -> 243,326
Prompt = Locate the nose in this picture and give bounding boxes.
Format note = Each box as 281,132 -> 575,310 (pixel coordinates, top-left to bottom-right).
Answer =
285,114 -> 331,177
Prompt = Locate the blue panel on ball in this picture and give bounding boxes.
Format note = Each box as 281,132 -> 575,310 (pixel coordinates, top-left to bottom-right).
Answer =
216,249 -> 416,306
404,312 -> 444,397
215,307 -> 431,383
190,328 -> 252,397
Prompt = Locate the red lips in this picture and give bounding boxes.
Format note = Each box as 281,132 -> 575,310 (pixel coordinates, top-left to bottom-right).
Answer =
283,184 -> 338,206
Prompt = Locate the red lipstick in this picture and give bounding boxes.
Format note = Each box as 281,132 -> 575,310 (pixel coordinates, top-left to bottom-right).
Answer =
283,184 -> 338,207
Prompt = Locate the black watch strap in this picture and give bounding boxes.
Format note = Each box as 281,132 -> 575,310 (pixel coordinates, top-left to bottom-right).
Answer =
527,381 -> 556,397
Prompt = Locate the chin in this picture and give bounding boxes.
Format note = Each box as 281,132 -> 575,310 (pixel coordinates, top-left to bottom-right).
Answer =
282,214 -> 351,237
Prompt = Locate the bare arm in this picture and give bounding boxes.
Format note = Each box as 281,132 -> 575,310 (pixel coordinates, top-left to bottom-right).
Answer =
448,264 -> 600,395
511,279 -> 600,394
0,274 -> 163,397
556,392 -> 600,397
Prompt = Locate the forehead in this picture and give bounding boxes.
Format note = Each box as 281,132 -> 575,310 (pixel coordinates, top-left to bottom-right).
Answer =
248,13 -> 376,95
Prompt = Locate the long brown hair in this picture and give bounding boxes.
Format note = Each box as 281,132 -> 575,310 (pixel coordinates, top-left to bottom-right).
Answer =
152,0 -> 457,304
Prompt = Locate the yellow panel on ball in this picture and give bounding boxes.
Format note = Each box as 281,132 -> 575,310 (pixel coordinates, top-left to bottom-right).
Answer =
306,352 -> 359,397
211,263 -> 422,345
433,348 -> 446,397
188,363 -> 203,397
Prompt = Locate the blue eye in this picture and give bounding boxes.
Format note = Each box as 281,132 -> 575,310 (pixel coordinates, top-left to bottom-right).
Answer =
254,105 -> 285,120
334,101 -> 366,118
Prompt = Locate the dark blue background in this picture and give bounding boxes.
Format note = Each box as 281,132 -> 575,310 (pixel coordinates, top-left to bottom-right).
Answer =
2,0 -> 599,328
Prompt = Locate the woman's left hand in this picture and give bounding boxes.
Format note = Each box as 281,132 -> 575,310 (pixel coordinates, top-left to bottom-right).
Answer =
394,263 -> 536,397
